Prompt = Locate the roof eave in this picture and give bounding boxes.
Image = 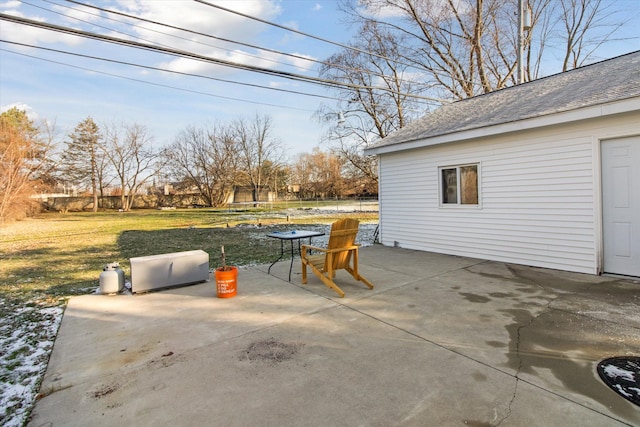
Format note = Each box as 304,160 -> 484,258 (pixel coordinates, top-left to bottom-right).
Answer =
364,96 -> 640,156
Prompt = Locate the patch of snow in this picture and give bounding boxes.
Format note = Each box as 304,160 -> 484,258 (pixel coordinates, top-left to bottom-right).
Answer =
603,364 -> 636,382
0,301 -> 63,427
614,384 -> 634,398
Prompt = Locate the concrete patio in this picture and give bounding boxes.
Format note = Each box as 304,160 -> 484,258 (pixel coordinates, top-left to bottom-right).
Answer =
28,245 -> 640,426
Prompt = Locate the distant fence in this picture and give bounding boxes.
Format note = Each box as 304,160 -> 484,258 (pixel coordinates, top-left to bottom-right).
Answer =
40,195 -> 378,213
41,194 -> 209,212
226,201 -> 274,211
272,197 -> 379,212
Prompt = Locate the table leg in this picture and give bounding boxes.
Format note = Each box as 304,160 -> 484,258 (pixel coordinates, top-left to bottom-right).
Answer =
269,235 -> 319,282
268,239 -> 285,275
288,239 -> 295,281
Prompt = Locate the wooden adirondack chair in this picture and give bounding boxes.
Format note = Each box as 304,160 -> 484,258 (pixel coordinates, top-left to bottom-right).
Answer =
301,218 -> 374,297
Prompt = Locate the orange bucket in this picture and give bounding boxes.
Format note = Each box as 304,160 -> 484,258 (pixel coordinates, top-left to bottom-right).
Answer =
215,266 -> 238,298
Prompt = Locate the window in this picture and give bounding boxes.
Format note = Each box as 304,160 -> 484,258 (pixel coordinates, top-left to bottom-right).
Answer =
440,164 -> 479,205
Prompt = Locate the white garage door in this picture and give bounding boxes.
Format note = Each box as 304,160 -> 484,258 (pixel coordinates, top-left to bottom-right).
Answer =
601,137 -> 640,277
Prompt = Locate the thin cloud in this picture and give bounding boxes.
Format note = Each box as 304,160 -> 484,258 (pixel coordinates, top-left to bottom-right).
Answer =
105,0 -> 287,75
110,0 -> 281,52
0,19 -> 85,47
1,102 -> 39,121
51,2 -> 104,24
0,1 -> 22,9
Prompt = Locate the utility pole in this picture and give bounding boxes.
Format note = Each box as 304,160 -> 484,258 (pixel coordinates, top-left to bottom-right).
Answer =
517,0 -> 524,84
517,0 -> 532,84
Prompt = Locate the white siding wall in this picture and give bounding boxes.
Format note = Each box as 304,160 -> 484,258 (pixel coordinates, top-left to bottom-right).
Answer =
378,114 -> 639,274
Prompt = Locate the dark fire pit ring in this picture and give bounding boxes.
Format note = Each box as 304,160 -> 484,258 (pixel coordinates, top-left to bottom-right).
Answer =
597,356 -> 640,406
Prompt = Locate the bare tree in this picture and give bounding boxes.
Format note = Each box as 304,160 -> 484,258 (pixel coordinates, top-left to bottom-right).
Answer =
317,0 -> 628,185
347,0 -> 627,96
60,117 -> 103,211
333,119 -> 379,186
293,148 -> 348,199
163,124 -> 240,207
259,159 -> 289,200
232,113 -> 283,204
317,20 -> 428,185
557,0 -> 622,71
319,21 -> 426,133
101,122 -> 158,211
0,108 -> 55,222
349,0 -> 509,98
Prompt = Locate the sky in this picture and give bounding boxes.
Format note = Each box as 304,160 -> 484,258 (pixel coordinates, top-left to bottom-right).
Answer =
1,0 -> 639,159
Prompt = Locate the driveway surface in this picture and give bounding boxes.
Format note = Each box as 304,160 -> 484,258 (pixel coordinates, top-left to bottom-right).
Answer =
29,246 -> 640,426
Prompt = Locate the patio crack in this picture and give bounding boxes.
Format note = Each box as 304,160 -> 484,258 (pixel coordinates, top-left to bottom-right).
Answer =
495,315 -> 530,426
496,296 -> 555,426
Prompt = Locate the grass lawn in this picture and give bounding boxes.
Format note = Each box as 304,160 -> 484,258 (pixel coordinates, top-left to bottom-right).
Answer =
0,204 -> 378,426
1,206 -> 378,301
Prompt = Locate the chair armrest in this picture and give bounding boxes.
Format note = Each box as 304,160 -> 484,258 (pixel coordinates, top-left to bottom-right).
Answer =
324,245 -> 359,254
301,244 -> 328,253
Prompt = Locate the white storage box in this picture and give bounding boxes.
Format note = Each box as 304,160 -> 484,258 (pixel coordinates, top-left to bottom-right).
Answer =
130,250 -> 209,293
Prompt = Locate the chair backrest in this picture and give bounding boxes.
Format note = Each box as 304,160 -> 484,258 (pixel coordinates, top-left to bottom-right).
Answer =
324,218 -> 360,271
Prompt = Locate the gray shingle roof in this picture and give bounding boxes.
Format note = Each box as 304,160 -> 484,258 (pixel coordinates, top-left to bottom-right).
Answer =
368,51 -> 640,151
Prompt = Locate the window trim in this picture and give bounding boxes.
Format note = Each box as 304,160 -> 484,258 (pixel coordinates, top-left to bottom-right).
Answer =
438,163 -> 481,208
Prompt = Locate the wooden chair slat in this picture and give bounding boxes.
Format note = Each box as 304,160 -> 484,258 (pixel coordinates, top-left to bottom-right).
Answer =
300,219 -> 374,297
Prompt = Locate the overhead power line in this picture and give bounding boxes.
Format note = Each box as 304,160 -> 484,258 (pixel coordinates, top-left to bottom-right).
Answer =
56,0 -> 316,72
192,0 -> 484,95
1,39 -> 339,102
0,12 -> 448,104
193,0 -> 454,101
0,13 -> 340,90
1,41 -> 430,115
0,46 -> 316,111
61,0 -> 436,94
192,0 -> 418,71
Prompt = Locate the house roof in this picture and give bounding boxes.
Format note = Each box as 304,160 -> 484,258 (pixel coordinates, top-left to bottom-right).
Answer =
365,51 -> 640,155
